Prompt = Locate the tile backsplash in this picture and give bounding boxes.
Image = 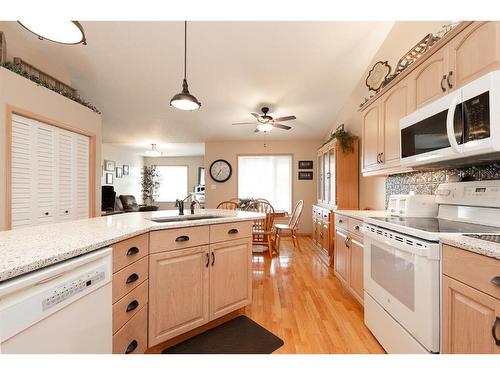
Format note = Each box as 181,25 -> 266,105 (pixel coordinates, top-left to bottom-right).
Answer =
385,163 -> 500,208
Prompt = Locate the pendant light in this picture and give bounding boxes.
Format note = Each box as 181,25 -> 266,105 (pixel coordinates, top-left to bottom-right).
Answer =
18,21 -> 87,45
146,144 -> 163,157
170,21 -> 201,111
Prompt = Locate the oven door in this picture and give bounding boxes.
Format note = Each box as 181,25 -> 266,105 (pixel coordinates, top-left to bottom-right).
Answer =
363,228 -> 440,352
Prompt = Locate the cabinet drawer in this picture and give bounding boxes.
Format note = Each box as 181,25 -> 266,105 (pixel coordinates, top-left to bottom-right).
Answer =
113,280 -> 149,334
150,226 -> 209,253
112,256 -> 149,303
112,233 -> 149,273
113,305 -> 148,354
443,245 -> 500,300
210,221 -> 252,243
334,214 -> 347,230
348,218 -> 363,237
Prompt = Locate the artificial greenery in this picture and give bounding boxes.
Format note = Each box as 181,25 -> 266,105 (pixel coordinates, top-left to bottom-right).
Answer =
1,61 -> 101,114
141,165 -> 161,204
322,125 -> 355,153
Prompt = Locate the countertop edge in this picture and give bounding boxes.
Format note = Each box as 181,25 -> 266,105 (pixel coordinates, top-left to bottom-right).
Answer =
439,235 -> 500,260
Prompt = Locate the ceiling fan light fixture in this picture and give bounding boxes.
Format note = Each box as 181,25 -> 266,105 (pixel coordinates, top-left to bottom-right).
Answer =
18,20 -> 87,45
170,79 -> 201,110
257,123 -> 273,132
146,144 -> 163,157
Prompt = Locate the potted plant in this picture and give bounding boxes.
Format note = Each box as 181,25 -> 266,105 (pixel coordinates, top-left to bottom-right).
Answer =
141,165 -> 161,205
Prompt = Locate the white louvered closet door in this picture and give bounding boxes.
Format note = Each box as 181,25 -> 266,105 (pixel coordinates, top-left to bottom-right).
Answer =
11,114 -> 90,228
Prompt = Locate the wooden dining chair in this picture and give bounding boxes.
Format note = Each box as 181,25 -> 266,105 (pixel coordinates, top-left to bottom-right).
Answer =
274,200 -> 304,253
246,199 -> 275,257
216,201 -> 239,210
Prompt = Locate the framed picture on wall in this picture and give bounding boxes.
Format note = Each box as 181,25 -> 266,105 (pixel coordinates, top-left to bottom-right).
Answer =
104,160 -> 115,172
123,165 -> 129,175
106,173 -> 113,184
298,171 -> 313,180
116,167 -> 123,178
298,160 -> 313,169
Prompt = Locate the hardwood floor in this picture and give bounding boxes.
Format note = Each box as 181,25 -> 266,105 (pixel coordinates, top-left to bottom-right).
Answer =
245,236 -> 385,354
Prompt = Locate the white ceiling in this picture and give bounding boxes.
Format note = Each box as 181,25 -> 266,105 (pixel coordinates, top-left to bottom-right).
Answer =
1,21 -> 394,152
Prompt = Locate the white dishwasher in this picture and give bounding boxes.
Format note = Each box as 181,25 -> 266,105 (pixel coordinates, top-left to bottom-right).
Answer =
0,248 -> 112,354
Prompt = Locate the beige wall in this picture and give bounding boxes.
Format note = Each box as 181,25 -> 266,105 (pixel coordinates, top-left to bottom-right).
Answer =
0,68 -> 102,231
101,144 -> 144,203
326,21 -> 447,209
205,140 -> 320,234
144,156 -> 204,210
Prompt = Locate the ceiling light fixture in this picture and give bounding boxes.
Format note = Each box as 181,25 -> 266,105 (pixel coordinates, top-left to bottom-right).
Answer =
170,21 -> 201,111
146,144 -> 163,157
18,21 -> 87,45
257,123 -> 273,132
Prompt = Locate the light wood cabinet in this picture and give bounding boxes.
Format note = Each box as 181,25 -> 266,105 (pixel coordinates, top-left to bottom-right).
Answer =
334,229 -> 349,285
360,21 -> 500,176
333,214 -> 364,306
413,45 -> 449,108
209,238 -> 252,320
449,21 -> 500,90
442,245 -> 500,354
361,104 -> 380,172
148,246 -> 210,346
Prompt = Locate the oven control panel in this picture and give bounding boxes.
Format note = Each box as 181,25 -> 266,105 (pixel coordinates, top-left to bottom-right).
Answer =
435,181 -> 500,208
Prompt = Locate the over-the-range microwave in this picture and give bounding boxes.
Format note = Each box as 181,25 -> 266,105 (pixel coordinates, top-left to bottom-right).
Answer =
400,70 -> 500,167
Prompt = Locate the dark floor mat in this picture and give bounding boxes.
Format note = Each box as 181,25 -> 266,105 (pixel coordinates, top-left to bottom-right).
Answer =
161,315 -> 284,354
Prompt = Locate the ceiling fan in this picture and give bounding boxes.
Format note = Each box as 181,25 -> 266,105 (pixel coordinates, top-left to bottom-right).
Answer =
232,107 -> 296,133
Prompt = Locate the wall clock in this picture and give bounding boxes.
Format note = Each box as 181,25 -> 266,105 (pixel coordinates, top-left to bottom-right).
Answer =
209,159 -> 232,183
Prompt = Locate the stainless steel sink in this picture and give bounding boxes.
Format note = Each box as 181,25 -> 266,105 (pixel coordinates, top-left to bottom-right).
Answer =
149,215 -> 224,223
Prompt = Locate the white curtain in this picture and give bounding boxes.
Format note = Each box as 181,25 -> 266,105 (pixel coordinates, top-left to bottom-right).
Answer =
238,155 -> 292,212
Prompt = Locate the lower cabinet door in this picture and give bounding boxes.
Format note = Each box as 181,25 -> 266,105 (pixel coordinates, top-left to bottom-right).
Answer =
443,275 -> 500,354
209,238 -> 252,320
148,246 -> 210,346
348,237 -> 364,305
334,230 -> 349,285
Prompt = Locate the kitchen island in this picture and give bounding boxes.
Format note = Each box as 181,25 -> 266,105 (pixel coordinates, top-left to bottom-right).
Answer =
0,209 -> 263,354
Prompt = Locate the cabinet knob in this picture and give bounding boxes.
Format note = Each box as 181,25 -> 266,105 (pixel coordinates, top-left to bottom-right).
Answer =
126,246 -> 140,257
338,219 -> 343,223
354,225 -> 360,231
125,339 -> 138,354
447,71 -> 453,89
491,276 -> 500,287
126,300 -> 139,312
44,212 -> 49,216
126,273 -> 139,284
64,210 -> 69,214
492,317 -> 500,347
440,75 -> 447,92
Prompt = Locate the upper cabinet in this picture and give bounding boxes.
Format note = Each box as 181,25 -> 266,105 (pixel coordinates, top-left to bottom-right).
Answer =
448,22 -> 500,90
360,21 -> 500,176
317,137 -> 359,210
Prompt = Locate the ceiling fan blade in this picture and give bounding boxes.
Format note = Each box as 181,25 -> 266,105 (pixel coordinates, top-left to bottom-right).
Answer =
272,123 -> 292,130
251,112 -> 262,120
272,115 -> 296,122
232,122 -> 257,125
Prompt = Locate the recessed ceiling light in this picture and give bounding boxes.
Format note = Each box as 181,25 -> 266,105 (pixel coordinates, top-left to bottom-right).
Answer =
18,21 -> 87,45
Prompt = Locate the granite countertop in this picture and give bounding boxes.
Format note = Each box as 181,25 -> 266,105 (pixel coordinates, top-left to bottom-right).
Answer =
0,209 -> 264,282
333,209 -> 390,221
440,234 -> 500,260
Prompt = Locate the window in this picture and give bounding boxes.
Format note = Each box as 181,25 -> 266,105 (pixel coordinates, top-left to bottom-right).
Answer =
238,155 -> 292,212
156,165 -> 188,202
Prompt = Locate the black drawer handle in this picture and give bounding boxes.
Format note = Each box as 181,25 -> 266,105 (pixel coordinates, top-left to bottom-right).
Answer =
126,300 -> 139,312
338,219 -> 343,223
206,253 -> 210,268
126,246 -> 140,257
211,252 -> 215,266
492,317 -> 500,346
228,229 -> 239,235
354,225 -> 360,231
175,235 -> 190,242
491,276 -> 500,287
125,339 -> 138,354
126,273 -> 139,284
